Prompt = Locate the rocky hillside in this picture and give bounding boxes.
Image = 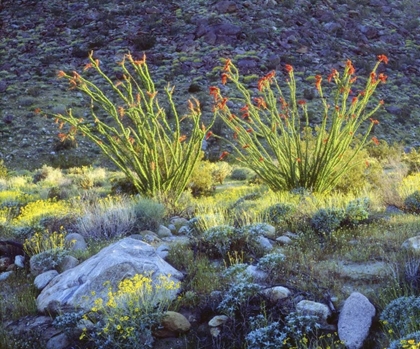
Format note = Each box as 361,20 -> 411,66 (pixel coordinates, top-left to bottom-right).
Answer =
1,0 -> 420,169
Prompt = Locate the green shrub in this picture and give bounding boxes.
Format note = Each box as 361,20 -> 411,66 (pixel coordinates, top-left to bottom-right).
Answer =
187,160 -> 215,197
0,160 -> 7,179
212,161 -> 232,184
404,191 -> 420,214
380,296 -> 420,338
230,167 -> 254,181
344,197 -> 370,225
132,196 -> 165,231
311,207 -> 345,235
54,52 -> 213,203
212,56 -> 388,193
202,225 -> 236,258
263,203 -> 295,226
402,148 -> 420,175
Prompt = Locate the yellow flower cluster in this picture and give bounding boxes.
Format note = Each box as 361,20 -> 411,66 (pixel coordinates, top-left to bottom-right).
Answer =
80,273 -> 180,346
13,199 -> 72,226
23,227 -> 67,257
400,339 -> 420,349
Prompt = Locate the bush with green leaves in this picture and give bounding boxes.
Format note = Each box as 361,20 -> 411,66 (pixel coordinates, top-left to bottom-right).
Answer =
246,319 -> 288,349
132,196 -> 165,231
212,161 -> 232,184
344,197 -> 370,225
187,160 -> 215,197
404,190 -> 420,214
264,203 -> 296,226
30,248 -> 68,274
402,148 -> 420,175
230,167 -> 255,181
311,207 -> 345,235
201,225 -> 236,257
212,56 -> 388,193
380,296 -> 420,338
257,251 -> 286,275
217,281 -> 262,317
54,52 -> 213,203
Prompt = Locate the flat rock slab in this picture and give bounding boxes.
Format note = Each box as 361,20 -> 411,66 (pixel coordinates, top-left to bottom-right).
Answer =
37,238 -> 183,314
335,261 -> 390,281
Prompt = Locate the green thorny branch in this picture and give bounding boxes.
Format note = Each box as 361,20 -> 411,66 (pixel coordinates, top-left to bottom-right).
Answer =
55,52 -> 213,202
211,55 -> 389,193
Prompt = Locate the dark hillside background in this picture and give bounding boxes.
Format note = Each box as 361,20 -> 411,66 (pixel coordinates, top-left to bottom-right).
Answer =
0,0 -> 419,169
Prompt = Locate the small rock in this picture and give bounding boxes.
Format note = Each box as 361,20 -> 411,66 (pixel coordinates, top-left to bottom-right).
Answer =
245,265 -> 268,282
402,236 -> 420,253
276,236 -> 292,245
156,245 -> 170,259
46,332 -> 70,349
157,225 -> 173,238
58,255 -> 79,273
338,292 -> 376,349
261,286 -> 291,302
65,233 -> 87,251
0,271 -> 13,281
155,311 -> 191,338
296,300 -> 332,329
178,226 -> 189,235
256,236 -> 273,251
14,255 -> 25,268
208,315 -> 228,327
34,270 -> 59,290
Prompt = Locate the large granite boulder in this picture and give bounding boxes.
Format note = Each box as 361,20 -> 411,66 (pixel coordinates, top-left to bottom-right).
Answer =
36,238 -> 183,314
338,292 -> 376,349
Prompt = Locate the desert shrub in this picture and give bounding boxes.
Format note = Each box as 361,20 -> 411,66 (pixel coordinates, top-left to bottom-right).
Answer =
404,191 -> 420,214
366,139 -> 402,162
79,273 -> 180,349
264,203 -> 295,226
54,52 -> 213,203
74,196 -> 136,240
334,149 -> 383,193
388,331 -> 420,349
230,167 -> 255,181
32,165 -> 63,185
344,197 -> 370,225
187,160 -> 215,197
404,257 -> 420,289
217,281 -> 262,317
0,160 -> 7,179
257,251 -> 286,274
402,148 -> 420,175
246,319 -> 287,349
132,196 -> 165,231
212,161 -> 232,184
202,225 -> 236,258
311,207 -> 345,235
23,228 -> 66,257
213,56 -> 388,193
380,296 -> 420,338
30,248 -> 68,273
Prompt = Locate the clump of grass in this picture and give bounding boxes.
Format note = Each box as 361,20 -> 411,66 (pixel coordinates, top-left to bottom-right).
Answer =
73,195 -> 136,241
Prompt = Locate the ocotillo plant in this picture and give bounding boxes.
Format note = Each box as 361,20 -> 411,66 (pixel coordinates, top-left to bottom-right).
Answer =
54,52 -> 213,202
212,55 -> 388,193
